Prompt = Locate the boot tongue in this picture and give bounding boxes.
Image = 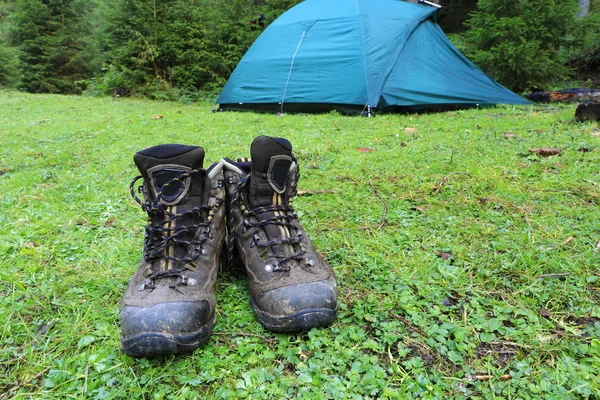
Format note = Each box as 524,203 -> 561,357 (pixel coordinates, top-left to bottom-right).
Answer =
134,144 -> 204,204
250,136 -> 293,208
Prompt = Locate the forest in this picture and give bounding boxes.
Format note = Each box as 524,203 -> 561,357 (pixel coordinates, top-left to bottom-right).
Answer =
0,0 -> 599,101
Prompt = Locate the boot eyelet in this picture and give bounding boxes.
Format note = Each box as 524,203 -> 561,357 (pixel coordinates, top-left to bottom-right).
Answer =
138,278 -> 153,291
181,276 -> 197,286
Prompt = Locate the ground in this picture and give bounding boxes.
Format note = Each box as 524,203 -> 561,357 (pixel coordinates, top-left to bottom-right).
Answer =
0,91 -> 599,399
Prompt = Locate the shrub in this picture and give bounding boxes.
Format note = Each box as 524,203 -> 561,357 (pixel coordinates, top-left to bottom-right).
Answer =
463,0 -> 584,92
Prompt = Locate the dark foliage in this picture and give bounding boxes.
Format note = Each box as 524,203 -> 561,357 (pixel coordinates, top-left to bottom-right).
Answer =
463,0 -> 598,92
5,0 -> 99,94
0,0 -> 597,97
92,0 -> 302,99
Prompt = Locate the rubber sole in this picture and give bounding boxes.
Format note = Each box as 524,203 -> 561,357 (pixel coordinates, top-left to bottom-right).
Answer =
120,313 -> 215,358
250,298 -> 336,333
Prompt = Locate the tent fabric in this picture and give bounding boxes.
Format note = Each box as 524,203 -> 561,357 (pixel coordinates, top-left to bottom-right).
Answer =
216,0 -> 529,114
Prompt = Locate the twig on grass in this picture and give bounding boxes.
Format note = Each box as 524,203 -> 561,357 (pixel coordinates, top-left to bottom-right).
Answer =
433,172 -> 472,194
391,312 -> 428,337
368,183 -> 387,229
212,331 -> 278,346
0,365 -> 51,400
561,236 -> 574,246
489,340 -> 532,349
3,318 -> 60,366
547,236 -> 576,251
297,189 -> 337,196
474,374 -> 512,381
536,273 -> 572,279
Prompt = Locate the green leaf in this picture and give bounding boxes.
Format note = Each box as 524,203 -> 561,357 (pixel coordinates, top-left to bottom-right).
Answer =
297,373 -> 312,384
480,332 -> 495,343
487,318 -> 503,332
77,335 -> 95,348
447,351 -> 464,365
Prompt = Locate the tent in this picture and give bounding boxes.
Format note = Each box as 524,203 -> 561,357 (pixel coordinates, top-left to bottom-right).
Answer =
216,0 -> 530,115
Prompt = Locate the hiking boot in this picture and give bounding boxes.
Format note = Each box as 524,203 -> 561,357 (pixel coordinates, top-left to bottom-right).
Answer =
222,136 -> 337,332
119,144 -> 226,357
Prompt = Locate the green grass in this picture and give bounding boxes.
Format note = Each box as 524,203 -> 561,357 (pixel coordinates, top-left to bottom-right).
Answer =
1,91 -> 599,399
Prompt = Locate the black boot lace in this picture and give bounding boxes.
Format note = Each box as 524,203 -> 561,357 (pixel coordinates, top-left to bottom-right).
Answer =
227,174 -> 308,273
130,168 -> 222,288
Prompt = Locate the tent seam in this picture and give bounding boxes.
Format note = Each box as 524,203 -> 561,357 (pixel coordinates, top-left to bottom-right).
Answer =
281,29 -> 308,114
374,7 -> 435,107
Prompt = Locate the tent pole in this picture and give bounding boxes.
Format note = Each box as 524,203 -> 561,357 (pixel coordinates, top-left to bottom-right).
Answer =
417,0 -> 441,8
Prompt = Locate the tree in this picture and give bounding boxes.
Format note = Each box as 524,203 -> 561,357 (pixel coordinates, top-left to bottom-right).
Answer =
101,0 -> 282,98
463,0 -> 587,92
0,1 -> 22,87
437,0 -> 477,33
6,0 -> 99,94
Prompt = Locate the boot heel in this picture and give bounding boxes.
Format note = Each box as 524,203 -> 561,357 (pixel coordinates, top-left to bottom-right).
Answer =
220,237 -> 246,277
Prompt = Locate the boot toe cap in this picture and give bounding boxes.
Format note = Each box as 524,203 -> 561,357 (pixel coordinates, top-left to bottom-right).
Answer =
253,280 -> 337,332
119,300 -> 214,357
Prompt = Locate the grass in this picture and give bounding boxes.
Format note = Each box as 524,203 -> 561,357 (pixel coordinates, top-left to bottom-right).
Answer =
0,90 -> 599,399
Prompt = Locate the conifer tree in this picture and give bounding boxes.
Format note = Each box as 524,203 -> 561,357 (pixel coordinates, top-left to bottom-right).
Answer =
103,0 -> 268,97
0,1 -> 22,87
463,0 -> 582,92
7,0 -> 98,93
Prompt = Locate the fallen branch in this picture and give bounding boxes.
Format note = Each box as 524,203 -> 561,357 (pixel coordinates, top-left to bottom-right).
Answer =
391,312 -> 428,337
527,88 -> 600,103
368,183 -> 388,229
0,366 -> 51,400
434,172 -> 472,194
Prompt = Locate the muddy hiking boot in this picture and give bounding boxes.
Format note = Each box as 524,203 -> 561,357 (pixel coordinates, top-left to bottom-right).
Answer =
223,136 -> 337,332
119,144 -> 226,357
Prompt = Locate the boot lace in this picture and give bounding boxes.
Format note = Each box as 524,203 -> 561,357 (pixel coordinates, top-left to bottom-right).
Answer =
130,168 -> 221,287
227,174 -> 307,272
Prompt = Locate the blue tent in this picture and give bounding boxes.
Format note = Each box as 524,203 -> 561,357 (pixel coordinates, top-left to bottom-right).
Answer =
216,0 -> 530,114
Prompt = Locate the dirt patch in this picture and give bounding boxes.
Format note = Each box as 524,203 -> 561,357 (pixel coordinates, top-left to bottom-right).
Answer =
476,341 -> 521,366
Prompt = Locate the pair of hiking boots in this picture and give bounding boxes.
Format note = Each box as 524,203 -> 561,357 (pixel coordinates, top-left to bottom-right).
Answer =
119,136 -> 338,357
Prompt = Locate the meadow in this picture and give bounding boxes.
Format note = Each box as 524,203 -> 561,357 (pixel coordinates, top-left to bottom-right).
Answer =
1,91 -> 599,399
